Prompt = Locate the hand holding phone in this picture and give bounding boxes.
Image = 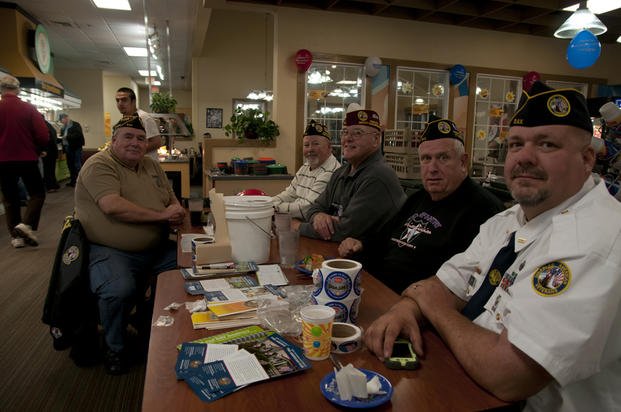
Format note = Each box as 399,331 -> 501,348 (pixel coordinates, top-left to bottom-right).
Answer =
384,338 -> 419,370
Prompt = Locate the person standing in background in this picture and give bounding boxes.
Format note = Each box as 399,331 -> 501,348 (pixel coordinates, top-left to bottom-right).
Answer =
0,74 -> 48,248
59,113 -> 85,187
115,87 -> 162,159
41,116 -> 60,192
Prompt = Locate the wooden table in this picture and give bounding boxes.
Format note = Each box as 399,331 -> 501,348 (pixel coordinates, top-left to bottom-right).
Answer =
143,237 -> 508,411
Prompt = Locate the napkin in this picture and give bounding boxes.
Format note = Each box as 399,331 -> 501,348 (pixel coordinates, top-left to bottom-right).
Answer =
334,363 -> 385,401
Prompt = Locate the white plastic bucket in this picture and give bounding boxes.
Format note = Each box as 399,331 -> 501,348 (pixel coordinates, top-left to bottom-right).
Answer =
224,196 -> 274,263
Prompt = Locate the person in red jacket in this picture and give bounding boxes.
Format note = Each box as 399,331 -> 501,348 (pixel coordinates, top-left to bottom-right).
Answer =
0,75 -> 48,248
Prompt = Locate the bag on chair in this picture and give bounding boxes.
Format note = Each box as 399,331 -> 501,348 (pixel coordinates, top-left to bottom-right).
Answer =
42,216 -> 98,364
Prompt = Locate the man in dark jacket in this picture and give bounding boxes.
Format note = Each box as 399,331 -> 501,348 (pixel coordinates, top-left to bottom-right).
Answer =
59,113 -> 85,187
338,117 -> 505,293
42,118 -> 60,192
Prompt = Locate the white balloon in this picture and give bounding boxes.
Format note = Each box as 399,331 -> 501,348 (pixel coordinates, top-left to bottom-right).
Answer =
365,56 -> 382,77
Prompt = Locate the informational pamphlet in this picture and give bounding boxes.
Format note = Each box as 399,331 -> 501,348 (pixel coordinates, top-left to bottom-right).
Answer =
175,331 -> 310,403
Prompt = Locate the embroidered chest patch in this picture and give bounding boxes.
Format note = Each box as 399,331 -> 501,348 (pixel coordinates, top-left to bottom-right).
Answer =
532,261 -> 571,296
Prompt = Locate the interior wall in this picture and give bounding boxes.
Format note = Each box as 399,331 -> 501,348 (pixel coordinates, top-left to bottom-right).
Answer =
198,5 -> 621,172
55,68 -> 104,149
193,9 -> 277,166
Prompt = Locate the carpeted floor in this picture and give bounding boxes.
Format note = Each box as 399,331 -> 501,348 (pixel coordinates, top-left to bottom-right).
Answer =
0,185 -> 145,411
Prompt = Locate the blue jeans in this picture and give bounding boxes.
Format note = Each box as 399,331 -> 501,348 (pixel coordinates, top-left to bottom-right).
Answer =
88,240 -> 177,352
65,146 -> 82,185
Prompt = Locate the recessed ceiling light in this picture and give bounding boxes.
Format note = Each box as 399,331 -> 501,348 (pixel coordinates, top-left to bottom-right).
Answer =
617,35 -> 621,43
138,70 -> 157,76
563,1 -> 621,14
93,0 -> 131,10
123,47 -> 148,57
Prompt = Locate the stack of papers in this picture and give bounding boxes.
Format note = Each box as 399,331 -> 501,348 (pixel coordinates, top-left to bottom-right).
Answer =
175,330 -> 310,402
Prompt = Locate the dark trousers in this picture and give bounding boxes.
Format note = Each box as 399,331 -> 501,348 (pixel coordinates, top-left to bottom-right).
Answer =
0,161 -> 46,237
42,154 -> 59,190
65,146 -> 83,185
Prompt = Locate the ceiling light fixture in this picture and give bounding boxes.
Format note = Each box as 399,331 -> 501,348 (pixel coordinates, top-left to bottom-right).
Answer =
554,4 -> 608,38
124,47 -> 148,57
138,70 -> 157,76
563,0 -> 621,14
93,0 -> 131,11
617,35 -> 621,43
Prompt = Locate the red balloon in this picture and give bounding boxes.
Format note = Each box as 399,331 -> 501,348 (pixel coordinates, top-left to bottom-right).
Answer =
522,71 -> 541,93
295,49 -> 313,72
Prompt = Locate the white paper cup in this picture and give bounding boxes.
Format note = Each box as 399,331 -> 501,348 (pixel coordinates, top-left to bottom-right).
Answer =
300,305 -> 335,361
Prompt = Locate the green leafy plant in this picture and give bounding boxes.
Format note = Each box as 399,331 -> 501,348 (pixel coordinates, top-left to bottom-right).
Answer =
224,108 -> 280,142
150,92 -> 178,113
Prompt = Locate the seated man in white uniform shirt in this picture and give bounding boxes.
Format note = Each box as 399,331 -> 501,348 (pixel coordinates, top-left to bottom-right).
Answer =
272,120 -> 340,220
365,82 -> 621,411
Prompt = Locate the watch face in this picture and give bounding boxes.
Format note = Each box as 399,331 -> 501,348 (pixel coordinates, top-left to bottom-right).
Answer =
35,25 -> 51,74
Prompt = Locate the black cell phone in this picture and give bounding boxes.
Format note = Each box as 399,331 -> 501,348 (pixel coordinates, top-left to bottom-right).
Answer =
384,339 -> 420,370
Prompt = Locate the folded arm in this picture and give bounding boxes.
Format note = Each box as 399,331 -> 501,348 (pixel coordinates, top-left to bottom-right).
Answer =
403,277 -> 552,401
98,194 -> 185,225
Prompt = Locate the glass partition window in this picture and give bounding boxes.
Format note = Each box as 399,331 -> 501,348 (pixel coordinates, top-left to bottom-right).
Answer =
305,62 -> 365,161
471,74 -> 521,179
395,67 -> 449,130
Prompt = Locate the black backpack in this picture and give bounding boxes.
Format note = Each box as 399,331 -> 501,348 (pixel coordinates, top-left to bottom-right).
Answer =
42,216 -> 99,365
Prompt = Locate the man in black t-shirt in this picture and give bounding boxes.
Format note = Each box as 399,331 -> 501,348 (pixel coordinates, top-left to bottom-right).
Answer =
339,117 -> 505,293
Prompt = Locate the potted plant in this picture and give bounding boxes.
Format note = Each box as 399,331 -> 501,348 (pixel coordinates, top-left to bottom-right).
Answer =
150,92 -> 178,114
224,107 -> 280,142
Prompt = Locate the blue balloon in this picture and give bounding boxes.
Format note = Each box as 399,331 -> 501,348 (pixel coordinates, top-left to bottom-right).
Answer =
567,30 -> 601,69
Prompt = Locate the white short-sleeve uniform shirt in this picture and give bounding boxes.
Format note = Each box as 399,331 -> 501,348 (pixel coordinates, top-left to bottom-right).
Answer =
437,176 -> 621,411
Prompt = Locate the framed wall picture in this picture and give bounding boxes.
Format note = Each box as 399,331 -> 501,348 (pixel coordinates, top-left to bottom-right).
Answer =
206,108 -> 223,128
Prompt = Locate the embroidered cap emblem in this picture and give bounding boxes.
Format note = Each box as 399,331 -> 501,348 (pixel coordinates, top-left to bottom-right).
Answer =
62,245 -> 80,265
438,121 -> 451,134
532,261 -> 571,296
546,94 -> 571,118
357,111 -> 368,122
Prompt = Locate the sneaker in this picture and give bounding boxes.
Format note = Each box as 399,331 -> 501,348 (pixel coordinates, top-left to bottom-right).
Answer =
14,223 -> 38,246
104,349 -> 127,375
11,237 -> 25,248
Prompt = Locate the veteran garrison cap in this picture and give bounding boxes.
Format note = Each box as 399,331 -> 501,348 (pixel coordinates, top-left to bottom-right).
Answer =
113,114 -> 145,134
304,120 -> 331,139
420,115 -> 463,143
509,81 -> 592,134
344,109 -> 381,131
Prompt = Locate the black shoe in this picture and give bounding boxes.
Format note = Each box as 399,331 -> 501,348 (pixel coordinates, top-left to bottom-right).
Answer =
104,349 -> 127,375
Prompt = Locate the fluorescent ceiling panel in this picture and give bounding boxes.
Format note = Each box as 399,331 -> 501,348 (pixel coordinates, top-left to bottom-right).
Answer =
92,0 -> 131,11
123,47 -> 148,57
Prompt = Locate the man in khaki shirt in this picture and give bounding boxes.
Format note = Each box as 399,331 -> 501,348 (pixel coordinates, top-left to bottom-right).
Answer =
75,114 -> 185,375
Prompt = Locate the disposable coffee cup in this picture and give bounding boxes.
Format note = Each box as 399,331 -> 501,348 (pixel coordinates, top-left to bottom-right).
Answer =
300,305 -> 335,361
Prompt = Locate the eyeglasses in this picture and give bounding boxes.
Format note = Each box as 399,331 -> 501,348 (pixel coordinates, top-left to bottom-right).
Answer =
341,128 -> 377,138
